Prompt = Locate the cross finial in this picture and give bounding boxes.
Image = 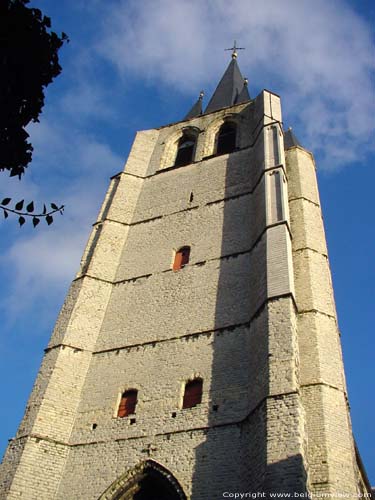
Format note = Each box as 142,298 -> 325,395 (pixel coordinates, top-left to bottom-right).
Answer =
141,443 -> 157,457
225,40 -> 245,59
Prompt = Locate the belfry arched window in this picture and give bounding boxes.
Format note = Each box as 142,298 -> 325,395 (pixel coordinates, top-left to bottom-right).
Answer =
182,378 -> 203,409
174,134 -> 196,167
118,389 -> 138,417
173,246 -> 190,271
216,122 -> 237,155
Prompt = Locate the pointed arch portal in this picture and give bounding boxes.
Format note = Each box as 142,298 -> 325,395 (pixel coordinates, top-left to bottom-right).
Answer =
98,460 -> 187,500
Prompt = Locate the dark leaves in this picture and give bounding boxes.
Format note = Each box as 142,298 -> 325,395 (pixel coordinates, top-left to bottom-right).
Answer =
0,1 -> 67,175
0,199 -> 63,227
0,0 -> 67,229
43,16 -> 51,28
15,199 -> 24,210
32,8 -> 42,20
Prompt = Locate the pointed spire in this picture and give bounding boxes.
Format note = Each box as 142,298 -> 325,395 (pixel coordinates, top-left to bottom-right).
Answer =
205,44 -> 250,114
184,91 -> 204,120
284,127 -> 302,149
237,77 -> 250,104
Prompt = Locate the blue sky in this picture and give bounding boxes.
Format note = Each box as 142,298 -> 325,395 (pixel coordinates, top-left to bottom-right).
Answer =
0,0 -> 374,484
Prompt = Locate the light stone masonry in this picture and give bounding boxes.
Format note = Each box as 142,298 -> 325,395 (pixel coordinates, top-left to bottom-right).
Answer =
0,85 -> 370,500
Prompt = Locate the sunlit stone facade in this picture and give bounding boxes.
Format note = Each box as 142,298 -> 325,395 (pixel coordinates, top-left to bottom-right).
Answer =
0,57 -> 370,499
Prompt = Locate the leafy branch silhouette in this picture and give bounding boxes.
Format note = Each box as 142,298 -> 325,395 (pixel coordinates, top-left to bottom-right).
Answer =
1,0 -> 68,228
1,198 -> 64,227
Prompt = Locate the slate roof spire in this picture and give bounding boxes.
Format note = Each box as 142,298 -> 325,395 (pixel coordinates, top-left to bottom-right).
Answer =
284,127 -> 302,149
204,42 -> 250,114
237,77 -> 250,104
184,91 -> 204,120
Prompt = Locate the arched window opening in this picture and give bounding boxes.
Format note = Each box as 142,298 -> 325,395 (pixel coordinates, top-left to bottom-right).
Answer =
118,389 -> 138,418
216,122 -> 237,155
183,378 -> 203,409
174,134 -> 196,167
173,246 -> 190,271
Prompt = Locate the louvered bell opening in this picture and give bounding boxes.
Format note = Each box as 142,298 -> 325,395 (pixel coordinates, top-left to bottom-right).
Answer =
118,390 -> 138,418
174,137 -> 195,167
217,123 -> 236,155
183,379 -> 203,409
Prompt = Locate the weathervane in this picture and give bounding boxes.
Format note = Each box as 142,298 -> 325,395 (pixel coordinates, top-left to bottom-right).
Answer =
225,40 -> 245,59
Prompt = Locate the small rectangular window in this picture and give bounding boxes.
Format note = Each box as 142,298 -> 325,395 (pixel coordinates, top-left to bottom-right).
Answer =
118,389 -> 138,418
173,246 -> 190,271
183,378 -> 203,409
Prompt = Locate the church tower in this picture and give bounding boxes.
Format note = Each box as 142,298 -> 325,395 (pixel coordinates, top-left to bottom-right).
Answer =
0,49 -> 371,499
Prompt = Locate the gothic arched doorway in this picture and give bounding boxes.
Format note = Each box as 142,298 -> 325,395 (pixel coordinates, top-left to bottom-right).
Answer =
98,460 -> 187,500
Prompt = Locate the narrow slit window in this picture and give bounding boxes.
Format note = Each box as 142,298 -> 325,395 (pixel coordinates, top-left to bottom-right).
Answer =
173,246 -> 190,271
174,135 -> 196,167
118,389 -> 138,418
216,122 -> 237,155
183,378 -> 203,409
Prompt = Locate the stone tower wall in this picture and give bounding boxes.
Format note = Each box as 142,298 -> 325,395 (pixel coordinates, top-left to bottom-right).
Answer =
287,146 -> 358,495
0,90 -> 362,499
51,91 -> 308,500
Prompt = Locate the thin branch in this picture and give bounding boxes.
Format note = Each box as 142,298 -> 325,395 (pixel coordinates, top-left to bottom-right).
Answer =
0,205 -> 64,217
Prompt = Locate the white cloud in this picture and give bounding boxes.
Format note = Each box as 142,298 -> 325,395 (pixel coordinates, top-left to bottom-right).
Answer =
98,0 -> 375,169
0,114 -> 123,328
59,84 -> 115,121
0,13 -> 125,328
1,0 -> 373,332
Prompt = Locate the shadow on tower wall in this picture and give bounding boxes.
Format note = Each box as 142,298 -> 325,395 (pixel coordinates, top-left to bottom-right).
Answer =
190,106 -> 308,499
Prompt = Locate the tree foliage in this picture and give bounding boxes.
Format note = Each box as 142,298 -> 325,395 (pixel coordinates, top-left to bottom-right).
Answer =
1,197 -> 64,226
0,0 -> 68,225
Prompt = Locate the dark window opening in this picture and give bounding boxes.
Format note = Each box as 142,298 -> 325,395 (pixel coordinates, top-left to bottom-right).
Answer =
174,135 -> 196,167
103,460 -> 186,500
132,463 -> 185,500
118,389 -> 138,418
216,122 -> 237,155
182,378 -> 203,409
173,246 -> 190,271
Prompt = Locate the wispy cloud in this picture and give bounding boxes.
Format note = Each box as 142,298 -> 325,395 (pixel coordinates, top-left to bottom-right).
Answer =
0,113 -> 122,329
58,83 -> 116,122
0,5 -> 125,331
1,0 -> 373,333
98,0 -> 375,170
